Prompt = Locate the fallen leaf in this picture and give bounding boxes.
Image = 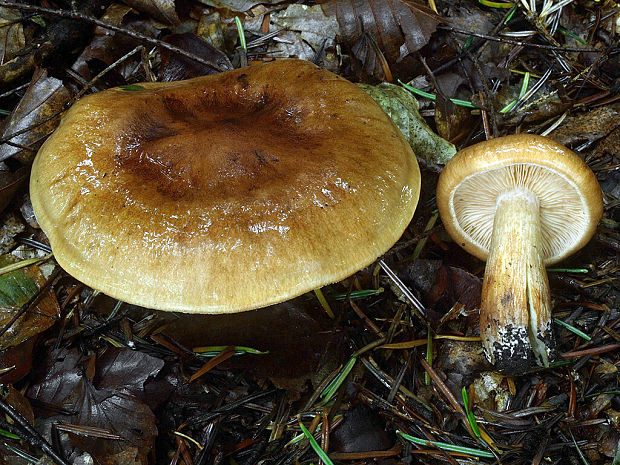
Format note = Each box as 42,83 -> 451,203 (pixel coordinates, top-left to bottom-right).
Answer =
398,259 -> 482,313
71,4 -> 159,82
0,336 -> 35,383
0,386 -> 36,461
549,105 -> 620,147
0,254 -> 59,351
122,0 -> 180,25
0,6 -> 25,65
197,0 -> 281,13
0,68 -> 70,164
0,166 -> 27,213
4,385 -> 34,425
594,125 -> 620,158
159,33 -> 232,82
27,348 -> 161,465
93,347 -> 165,398
320,0 -> 442,80
359,82 -> 456,164
435,340 -> 490,393
262,4 -> 340,70
472,371 -> 511,412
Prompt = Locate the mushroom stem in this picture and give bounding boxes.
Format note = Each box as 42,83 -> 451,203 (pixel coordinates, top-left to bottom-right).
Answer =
480,188 -> 553,373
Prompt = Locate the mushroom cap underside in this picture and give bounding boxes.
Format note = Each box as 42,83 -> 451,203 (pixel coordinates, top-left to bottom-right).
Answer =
30,59 -> 421,313
437,134 -> 603,264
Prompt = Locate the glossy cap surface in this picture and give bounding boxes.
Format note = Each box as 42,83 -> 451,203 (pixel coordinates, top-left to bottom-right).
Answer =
31,59 -> 420,313
437,134 -> 602,264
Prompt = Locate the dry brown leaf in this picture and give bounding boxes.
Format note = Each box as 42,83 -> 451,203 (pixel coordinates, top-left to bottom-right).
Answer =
198,0 -> 281,13
0,166 -> 27,213
71,4 -> 159,82
0,68 -> 70,164
122,0 -> 180,25
549,105 -> 620,146
159,33 -> 232,81
320,0 -> 442,80
28,348 -> 161,465
0,6 -> 25,65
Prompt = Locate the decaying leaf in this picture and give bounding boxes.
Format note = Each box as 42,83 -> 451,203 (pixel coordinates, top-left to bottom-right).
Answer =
71,4 -> 159,83
93,347 -> 165,397
197,0 -> 281,13
0,68 -> 70,164
549,105 -> 620,147
359,82 -> 456,164
0,254 -> 59,351
0,166 -> 27,213
0,6 -> 25,65
196,10 -> 228,51
260,4 -> 340,70
473,371 -> 511,412
320,0 -> 442,80
0,336 -> 35,383
0,254 -> 58,383
0,386 -> 37,460
159,33 -> 232,82
4,385 -> 34,425
27,348 -> 161,465
122,0 -> 180,25
434,340 -> 490,393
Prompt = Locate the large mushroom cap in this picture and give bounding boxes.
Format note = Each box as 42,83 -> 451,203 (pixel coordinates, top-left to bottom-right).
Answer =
30,59 -> 420,313
437,134 -> 603,265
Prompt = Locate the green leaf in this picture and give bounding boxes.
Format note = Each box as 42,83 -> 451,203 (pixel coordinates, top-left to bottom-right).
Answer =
0,255 -> 59,350
359,83 -> 457,164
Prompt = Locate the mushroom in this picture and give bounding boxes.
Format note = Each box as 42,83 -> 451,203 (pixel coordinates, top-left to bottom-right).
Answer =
437,134 -> 602,373
30,59 -> 420,313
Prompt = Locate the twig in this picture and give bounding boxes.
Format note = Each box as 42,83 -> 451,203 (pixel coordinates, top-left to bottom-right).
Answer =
440,25 -> 609,53
0,2 -> 228,72
0,393 -> 71,465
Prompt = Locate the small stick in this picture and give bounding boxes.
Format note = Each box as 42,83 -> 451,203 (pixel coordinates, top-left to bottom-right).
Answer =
0,394 -> 71,465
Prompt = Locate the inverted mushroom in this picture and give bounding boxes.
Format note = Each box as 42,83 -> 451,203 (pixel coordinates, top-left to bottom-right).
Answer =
437,134 -> 602,374
30,59 -> 420,313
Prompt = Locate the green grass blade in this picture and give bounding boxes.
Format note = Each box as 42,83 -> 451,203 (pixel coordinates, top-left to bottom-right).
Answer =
397,431 -> 494,458
553,318 -> 591,341
461,387 -> 481,438
399,81 -> 476,108
235,17 -> 247,52
320,356 -> 356,402
298,418 -> 334,465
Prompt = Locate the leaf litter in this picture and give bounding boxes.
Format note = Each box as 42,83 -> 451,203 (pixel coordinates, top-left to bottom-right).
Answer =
0,0 -> 617,463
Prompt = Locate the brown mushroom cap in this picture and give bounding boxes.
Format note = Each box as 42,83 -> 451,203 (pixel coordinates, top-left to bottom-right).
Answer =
30,59 -> 420,313
437,134 -> 603,265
